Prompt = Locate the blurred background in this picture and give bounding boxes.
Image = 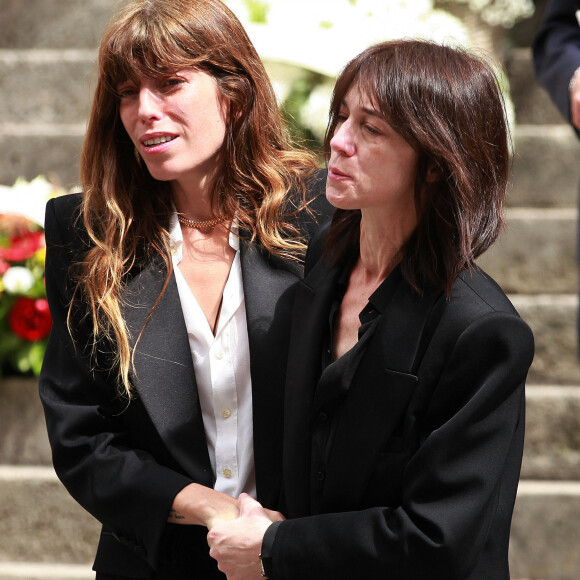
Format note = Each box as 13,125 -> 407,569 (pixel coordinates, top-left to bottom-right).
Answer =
1,1 -> 580,578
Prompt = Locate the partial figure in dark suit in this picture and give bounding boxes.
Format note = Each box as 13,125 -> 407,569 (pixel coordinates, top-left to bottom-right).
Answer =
534,0 -> 580,134
208,40 -> 535,580
533,0 -> 580,349
39,0 -> 329,578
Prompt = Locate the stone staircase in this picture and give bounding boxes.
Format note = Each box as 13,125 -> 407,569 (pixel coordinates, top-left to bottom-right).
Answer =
1,0 -> 580,578
477,45 -> 580,579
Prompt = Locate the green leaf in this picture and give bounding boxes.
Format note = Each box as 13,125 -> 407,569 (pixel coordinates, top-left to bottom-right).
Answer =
29,340 -> 47,376
243,0 -> 269,23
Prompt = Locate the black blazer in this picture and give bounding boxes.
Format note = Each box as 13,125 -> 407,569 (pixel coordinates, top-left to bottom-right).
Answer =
267,225 -> 534,580
39,183 -> 329,578
534,0 -> 580,137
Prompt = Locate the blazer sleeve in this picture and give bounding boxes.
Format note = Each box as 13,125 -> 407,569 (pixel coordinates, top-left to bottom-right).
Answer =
266,308 -> 533,580
533,0 -> 580,134
39,197 -> 194,569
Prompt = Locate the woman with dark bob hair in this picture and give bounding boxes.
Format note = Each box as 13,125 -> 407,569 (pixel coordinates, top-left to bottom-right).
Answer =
208,39 -> 535,580
39,0 -> 328,578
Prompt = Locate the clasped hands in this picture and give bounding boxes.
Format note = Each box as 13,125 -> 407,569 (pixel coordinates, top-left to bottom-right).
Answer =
207,493 -> 283,580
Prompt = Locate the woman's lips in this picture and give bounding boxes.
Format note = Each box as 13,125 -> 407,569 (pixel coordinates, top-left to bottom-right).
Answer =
141,134 -> 177,148
328,165 -> 350,180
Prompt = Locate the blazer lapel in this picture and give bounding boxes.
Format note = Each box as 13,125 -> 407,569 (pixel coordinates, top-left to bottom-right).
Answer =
122,258 -> 213,486
321,280 -> 443,511
240,240 -> 303,507
282,257 -> 343,516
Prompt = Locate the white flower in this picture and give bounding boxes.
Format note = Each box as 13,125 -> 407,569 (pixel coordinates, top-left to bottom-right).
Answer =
0,176 -> 64,227
2,266 -> 35,294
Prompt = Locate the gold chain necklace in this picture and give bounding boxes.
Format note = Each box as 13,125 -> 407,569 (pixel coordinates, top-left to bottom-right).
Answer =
177,214 -> 228,229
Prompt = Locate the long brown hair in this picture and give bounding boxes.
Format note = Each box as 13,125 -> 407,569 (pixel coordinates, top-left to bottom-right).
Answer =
324,40 -> 510,294
75,0 -> 317,396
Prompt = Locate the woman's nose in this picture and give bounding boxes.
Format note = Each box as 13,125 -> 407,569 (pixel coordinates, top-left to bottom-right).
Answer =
137,88 -> 163,121
330,122 -> 355,156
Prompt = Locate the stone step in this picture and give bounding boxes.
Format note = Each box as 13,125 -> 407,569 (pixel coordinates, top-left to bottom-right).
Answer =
0,466 -> 100,565
0,562 -> 92,580
512,294 -> 580,385
510,125 -> 580,208
0,51 -> 96,125
0,466 -> 577,578
0,0 -> 123,50
522,386 -> 580,480
0,379 -> 51,467
505,47 -> 565,126
0,127 -> 84,191
510,481 -> 580,580
477,207 -> 577,295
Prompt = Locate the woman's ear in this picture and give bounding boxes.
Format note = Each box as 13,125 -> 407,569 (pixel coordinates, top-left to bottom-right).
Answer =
425,161 -> 442,183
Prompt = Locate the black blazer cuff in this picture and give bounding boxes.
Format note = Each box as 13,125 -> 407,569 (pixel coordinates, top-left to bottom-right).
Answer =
261,520 -> 283,577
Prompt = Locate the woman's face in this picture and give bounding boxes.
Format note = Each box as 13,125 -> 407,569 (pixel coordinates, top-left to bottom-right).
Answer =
118,68 -> 228,191
326,84 -> 419,220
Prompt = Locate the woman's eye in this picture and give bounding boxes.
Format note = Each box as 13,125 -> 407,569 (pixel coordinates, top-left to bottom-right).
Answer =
117,85 -> 137,99
163,77 -> 185,90
364,124 -> 380,135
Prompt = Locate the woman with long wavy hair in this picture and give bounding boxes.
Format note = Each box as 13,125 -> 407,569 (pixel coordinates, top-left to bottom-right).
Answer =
39,1 -> 328,578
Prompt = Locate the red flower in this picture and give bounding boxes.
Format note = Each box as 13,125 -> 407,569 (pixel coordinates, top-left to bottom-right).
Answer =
0,231 -> 44,262
8,297 -> 52,341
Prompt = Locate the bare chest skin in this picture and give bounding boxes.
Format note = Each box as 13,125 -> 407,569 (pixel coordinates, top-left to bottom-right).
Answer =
177,225 -> 235,334
333,259 -> 385,360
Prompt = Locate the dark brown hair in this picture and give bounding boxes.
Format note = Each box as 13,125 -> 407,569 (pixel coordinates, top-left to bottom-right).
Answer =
76,0 -> 316,395
324,39 -> 511,294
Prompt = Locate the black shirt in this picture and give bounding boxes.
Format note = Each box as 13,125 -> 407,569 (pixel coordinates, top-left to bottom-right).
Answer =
261,258 -> 402,577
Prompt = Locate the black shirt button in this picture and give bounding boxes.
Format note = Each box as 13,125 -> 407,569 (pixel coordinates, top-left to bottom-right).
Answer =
316,471 -> 326,482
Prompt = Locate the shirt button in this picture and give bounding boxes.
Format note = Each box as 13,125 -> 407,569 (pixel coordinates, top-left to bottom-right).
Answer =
316,471 -> 325,482
222,408 -> 232,419
215,350 -> 224,360
318,411 -> 328,423
223,468 -> 233,478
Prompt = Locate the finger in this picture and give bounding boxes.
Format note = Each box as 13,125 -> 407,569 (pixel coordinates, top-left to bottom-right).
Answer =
237,493 -> 263,516
263,508 -> 285,522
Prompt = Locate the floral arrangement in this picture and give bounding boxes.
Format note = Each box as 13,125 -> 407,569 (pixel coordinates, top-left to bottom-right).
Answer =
225,0 -> 526,148
0,176 -> 65,376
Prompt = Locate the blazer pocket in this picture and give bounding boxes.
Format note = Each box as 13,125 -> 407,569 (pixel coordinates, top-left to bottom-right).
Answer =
358,370 -> 420,509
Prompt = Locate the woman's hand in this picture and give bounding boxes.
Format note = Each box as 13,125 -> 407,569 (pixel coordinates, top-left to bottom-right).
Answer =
208,493 -> 277,580
169,483 -> 239,528
264,507 -> 285,523
570,70 -> 580,130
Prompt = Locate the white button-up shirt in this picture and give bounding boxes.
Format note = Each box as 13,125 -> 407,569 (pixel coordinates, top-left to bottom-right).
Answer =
169,213 -> 256,498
